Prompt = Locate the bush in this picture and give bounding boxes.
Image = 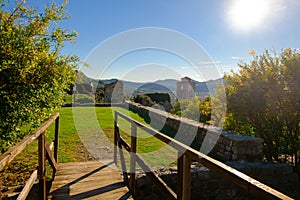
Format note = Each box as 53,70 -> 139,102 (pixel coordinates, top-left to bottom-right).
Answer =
225,48 -> 300,164
0,1 -> 79,152
75,94 -> 95,104
133,94 -> 154,106
171,96 -> 212,124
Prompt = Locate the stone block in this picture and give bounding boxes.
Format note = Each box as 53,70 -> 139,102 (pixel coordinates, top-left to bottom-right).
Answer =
225,145 -> 232,152
224,151 -> 232,160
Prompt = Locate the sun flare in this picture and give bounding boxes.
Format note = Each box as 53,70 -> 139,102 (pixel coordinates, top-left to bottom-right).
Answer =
228,0 -> 271,31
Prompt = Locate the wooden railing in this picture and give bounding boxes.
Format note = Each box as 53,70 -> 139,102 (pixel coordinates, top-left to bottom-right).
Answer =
0,113 -> 60,200
114,111 -> 293,200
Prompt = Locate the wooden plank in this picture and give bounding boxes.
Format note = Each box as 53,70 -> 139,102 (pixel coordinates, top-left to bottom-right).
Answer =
49,141 -> 54,150
49,161 -> 132,200
129,122 -> 137,195
51,162 -> 117,185
177,152 -> 191,200
50,189 -> 130,200
119,137 -> 131,152
54,116 -> 59,162
0,113 -> 59,171
17,170 -> 37,200
55,163 -> 116,173
135,153 -> 177,200
45,143 -> 58,171
51,174 -> 118,189
38,132 -> 46,200
117,130 -> 129,186
114,112 -> 118,165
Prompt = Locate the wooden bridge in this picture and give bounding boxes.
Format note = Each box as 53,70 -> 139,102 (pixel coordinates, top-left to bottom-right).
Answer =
48,161 -> 132,199
0,112 -> 294,199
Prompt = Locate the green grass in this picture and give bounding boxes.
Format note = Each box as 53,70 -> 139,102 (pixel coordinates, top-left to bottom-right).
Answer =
0,106 -> 177,197
70,106 -> 177,167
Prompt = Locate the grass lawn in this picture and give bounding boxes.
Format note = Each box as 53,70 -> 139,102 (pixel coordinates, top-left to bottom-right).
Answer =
0,106 -> 177,196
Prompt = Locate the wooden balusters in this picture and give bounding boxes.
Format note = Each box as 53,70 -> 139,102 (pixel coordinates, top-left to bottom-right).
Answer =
177,152 -> 191,200
129,122 -> 137,196
38,131 -> 47,200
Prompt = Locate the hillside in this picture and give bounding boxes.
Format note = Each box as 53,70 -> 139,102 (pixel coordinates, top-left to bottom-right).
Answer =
78,72 -> 223,98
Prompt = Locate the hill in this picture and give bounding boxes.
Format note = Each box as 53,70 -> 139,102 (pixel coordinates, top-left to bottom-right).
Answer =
78,72 -> 223,99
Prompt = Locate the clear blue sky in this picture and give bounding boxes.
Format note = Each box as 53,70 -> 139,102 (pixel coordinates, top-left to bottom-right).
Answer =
11,0 -> 300,82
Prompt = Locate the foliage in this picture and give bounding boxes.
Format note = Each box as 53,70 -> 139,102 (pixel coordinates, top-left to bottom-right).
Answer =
181,97 -> 201,121
171,96 -> 212,124
170,98 -> 189,116
0,0 -> 79,152
133,94 -> 155,106
225,48 -> 300,164
75,82 -> 93,95
146,93 -> 171,104
199,96 -> 213,124
74,94 -> 95,104
133,93 -> 174,112
95,85 -> 104,103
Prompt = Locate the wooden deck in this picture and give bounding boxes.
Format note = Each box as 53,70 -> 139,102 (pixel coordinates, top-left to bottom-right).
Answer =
48,161 -> 132,200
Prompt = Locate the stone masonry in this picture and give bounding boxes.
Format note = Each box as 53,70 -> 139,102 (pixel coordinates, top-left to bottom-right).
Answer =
124,101 -> 263,161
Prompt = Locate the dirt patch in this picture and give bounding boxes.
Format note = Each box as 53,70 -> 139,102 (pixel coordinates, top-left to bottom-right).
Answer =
74,142 -> 96,162
76,129 -> 115,161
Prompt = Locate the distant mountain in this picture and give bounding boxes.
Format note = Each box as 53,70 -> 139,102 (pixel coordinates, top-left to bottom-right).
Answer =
98,78 -> 118,86
122,79 -> 178,97
154,79 -> 178,92
77,71 -> 223,98
76,71 -> 99,86
194,78 -> 224,94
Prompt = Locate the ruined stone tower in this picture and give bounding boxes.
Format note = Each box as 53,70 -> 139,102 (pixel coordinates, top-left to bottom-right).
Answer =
104,80 -> 124,103
176,77 -> 196,100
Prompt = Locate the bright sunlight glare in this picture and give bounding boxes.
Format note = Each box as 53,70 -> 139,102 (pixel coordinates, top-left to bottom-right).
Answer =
228,0 -> 271,31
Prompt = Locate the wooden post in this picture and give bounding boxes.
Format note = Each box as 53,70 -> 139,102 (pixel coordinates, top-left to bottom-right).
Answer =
129,122 -> 137,196
54,116 -> 59,162
38,131 -> 46,200
114,112 -> 118,165
177,152 -> 191,200
117,133 -> 129,185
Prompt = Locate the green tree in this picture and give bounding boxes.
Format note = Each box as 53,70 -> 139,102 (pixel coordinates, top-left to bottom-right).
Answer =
181,97 -> 201,121
133,94 -> 154,107
0,0 -> 79,152
171,96 -> 213,124
225,49 -> 300,164
199,96 -> 212,124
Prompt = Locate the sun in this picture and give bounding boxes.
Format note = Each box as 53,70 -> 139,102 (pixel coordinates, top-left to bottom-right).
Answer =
227,0 -> 271,31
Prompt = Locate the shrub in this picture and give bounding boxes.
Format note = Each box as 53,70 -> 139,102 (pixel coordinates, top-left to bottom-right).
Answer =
0,0 -> 79,152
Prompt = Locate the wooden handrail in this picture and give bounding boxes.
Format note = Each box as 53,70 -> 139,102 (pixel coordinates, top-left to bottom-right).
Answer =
0,113 -> 60,200
0,113 -> 59,171
114,111 -> 293,200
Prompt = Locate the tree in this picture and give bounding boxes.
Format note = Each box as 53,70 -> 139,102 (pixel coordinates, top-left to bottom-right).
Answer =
171,96 -> 213,124
133,94 -> 154,107
181,97 -> 201,121
199,96 -> 212,124
225,49 -> 300,164
0,0 -> 79,152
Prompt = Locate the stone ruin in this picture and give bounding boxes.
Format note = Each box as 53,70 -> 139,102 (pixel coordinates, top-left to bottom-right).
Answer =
176,77 -> 196,100
95,80 -> 124,103
104,80 -> 124,103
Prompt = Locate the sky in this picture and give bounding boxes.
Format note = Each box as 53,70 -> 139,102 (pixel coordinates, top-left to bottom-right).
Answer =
7,0 -> 300,82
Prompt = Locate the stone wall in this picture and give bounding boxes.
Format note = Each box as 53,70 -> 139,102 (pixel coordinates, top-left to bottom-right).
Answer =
123,101 -> 263,162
